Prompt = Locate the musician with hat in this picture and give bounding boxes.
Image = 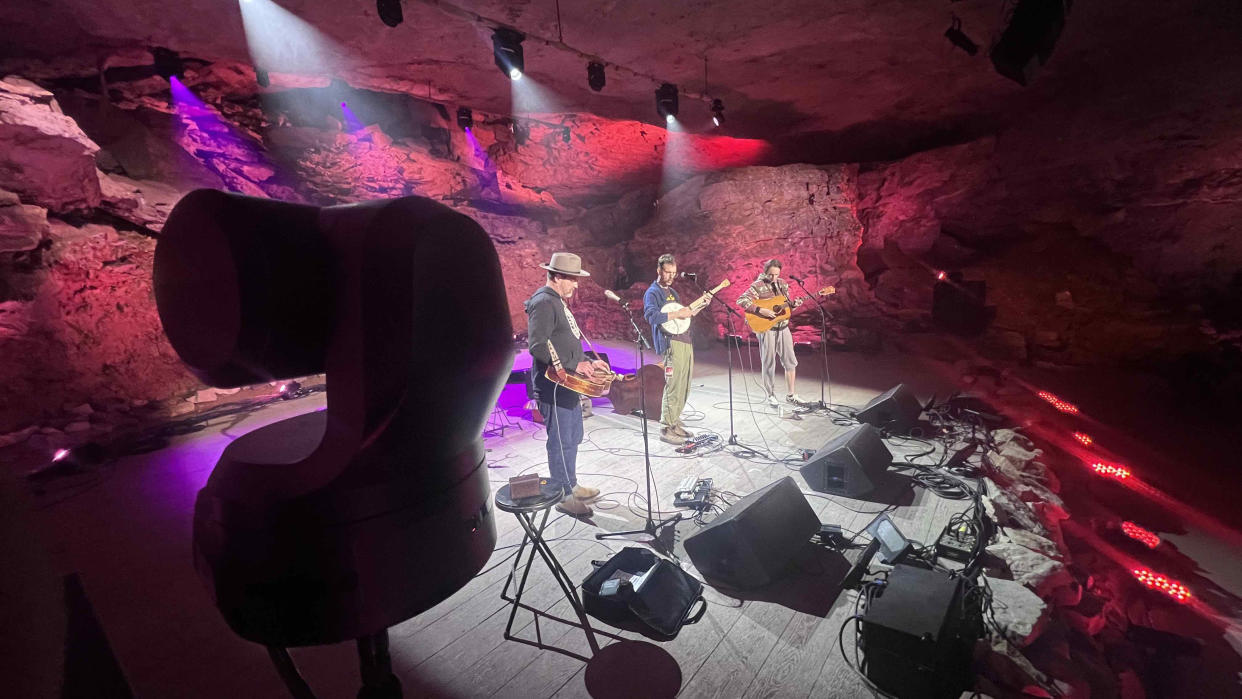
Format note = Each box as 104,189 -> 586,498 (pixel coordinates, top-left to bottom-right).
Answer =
525,252 -> 609,516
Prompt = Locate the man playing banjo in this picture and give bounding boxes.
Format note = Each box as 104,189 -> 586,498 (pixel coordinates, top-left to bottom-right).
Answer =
643,253 -> 700,444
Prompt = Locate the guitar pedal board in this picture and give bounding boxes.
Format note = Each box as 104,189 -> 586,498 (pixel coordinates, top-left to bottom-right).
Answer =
673,477 -> 713,511
675,433 -> 720,454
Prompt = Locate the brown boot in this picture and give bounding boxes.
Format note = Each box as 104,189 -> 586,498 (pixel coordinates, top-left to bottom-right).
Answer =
555,496 -> 592,517
572,485 -> 600,500
660,427 -> 683,445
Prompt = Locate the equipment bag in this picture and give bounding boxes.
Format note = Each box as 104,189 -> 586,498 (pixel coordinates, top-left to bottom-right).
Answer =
581,547 -> 706,642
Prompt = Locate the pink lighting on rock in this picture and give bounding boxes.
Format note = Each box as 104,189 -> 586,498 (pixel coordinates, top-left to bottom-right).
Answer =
1132,568 -> 1191,602
1090,460 -> 1131,480
1037,390 -> 1079,414
1121,521 -> 1160,548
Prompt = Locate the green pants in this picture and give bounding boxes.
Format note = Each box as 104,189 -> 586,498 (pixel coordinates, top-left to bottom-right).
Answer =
661,340 -> 694,427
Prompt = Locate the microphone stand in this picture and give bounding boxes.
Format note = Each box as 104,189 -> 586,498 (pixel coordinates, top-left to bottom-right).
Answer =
689,275 -> 762,457
597,298 -> 682,544
791,276 -> 834,411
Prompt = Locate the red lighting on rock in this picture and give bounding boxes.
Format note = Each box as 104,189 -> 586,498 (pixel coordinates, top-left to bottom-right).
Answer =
1037,390 -> 1079,414
1090,460 -> 1131,479
1132,568 -> 1191,602
1121,521 -> 1160,548
1072,431 -> 1093,446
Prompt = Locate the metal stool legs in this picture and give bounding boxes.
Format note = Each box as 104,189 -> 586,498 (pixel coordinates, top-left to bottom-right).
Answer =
500,508 -> 612,660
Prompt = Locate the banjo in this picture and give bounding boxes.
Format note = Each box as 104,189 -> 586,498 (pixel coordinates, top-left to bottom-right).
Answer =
660,279 -> 731,335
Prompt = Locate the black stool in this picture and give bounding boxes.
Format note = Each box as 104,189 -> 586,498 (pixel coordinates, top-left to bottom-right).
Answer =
495,483 -> 621,661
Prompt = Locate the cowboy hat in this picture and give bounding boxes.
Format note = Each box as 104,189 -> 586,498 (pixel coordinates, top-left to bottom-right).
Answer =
539,252 -> 591,277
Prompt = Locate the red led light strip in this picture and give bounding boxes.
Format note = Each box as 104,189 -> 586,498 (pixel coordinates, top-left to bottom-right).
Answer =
1091,461 -> 1131,479
1072,431 -> 1093,446
1037,390 -> 1079,414
1121,521 -> 1160,548
1132,569 -> 1191,602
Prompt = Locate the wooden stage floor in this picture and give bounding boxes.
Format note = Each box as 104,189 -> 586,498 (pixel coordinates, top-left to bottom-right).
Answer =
18,341 -> 974,698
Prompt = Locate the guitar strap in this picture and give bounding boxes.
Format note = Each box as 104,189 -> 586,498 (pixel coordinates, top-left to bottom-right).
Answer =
561,301 -> 583,339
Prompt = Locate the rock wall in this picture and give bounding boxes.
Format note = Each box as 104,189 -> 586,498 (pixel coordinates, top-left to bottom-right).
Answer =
2,45 -> 1236,435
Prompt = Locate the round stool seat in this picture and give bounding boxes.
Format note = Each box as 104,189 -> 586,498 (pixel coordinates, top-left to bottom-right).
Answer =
495,482 -> 563,514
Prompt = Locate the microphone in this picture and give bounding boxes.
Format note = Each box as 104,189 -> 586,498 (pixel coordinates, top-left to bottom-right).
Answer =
788,274 -> 805,283
680,271 -> 697,279
604,290 -> 623,303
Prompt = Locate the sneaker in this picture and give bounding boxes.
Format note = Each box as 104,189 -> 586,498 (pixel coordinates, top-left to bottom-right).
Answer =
659,427 -> 684,445
555,496 -> 592,516
766,394 -> 779,408
572,484 -> 600,500
672,424 -> 692,438
787,393 -> 808,405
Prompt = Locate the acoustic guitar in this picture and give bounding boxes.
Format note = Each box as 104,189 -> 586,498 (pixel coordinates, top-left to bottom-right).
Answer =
660,279 -> 732,335
544,341 -> 616,398
744,286 -> 835,334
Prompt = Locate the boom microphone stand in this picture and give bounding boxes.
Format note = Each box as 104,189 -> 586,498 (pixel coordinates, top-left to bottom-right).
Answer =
596,297 -> 682,543
689,276 -> 762,457
790,276 -> 834,411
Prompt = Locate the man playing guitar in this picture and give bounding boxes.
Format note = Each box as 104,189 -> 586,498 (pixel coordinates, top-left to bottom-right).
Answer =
643,253 -> 700,444
737,258 -> 807,407
525,252 -> 609,516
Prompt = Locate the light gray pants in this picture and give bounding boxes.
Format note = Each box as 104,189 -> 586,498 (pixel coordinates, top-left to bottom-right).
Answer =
757,325 -> 797,397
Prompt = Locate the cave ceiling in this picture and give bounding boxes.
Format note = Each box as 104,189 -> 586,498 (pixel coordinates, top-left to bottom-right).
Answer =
0,0 -> 1206,155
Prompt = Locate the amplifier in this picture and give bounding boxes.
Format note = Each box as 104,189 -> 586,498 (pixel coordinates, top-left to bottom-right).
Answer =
860,564 -> 977,698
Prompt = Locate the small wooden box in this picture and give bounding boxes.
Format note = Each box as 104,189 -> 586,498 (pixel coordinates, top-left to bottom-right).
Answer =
509,474 -> 543,500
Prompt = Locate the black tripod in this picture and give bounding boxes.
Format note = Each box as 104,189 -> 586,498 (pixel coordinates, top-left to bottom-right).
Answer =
596,298 -> 682,544
791,276 -> 834,411
690,276 -> 762,457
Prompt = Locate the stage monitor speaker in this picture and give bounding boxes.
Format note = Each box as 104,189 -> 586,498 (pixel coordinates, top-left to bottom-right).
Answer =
990,0 -> 1071,86
860,564 -> 977,698
683,477 -> 819,589
856,384 -> 922,435
799,424 -> 892,498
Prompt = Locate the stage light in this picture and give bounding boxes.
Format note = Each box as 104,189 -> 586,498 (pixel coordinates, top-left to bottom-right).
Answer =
377,0 -> 403,27
255,68 -> 270,87
1121,521 -> 1160,548
711,98 -> 725,126
492,28 -> 525,80
1133,569 -> 1190,602
456,106 -> 473,130
26,442 -> 107,482
656,82 -> 678,123
1036,390 -> 1079,414
279,380 -> 305,400
1072,431 -> 1093,446
152,47 -> 184,80
1090,460 -> 1131,480
587,61 -> 606,91
936,270 -> 947,281
944,16 -> 979,56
